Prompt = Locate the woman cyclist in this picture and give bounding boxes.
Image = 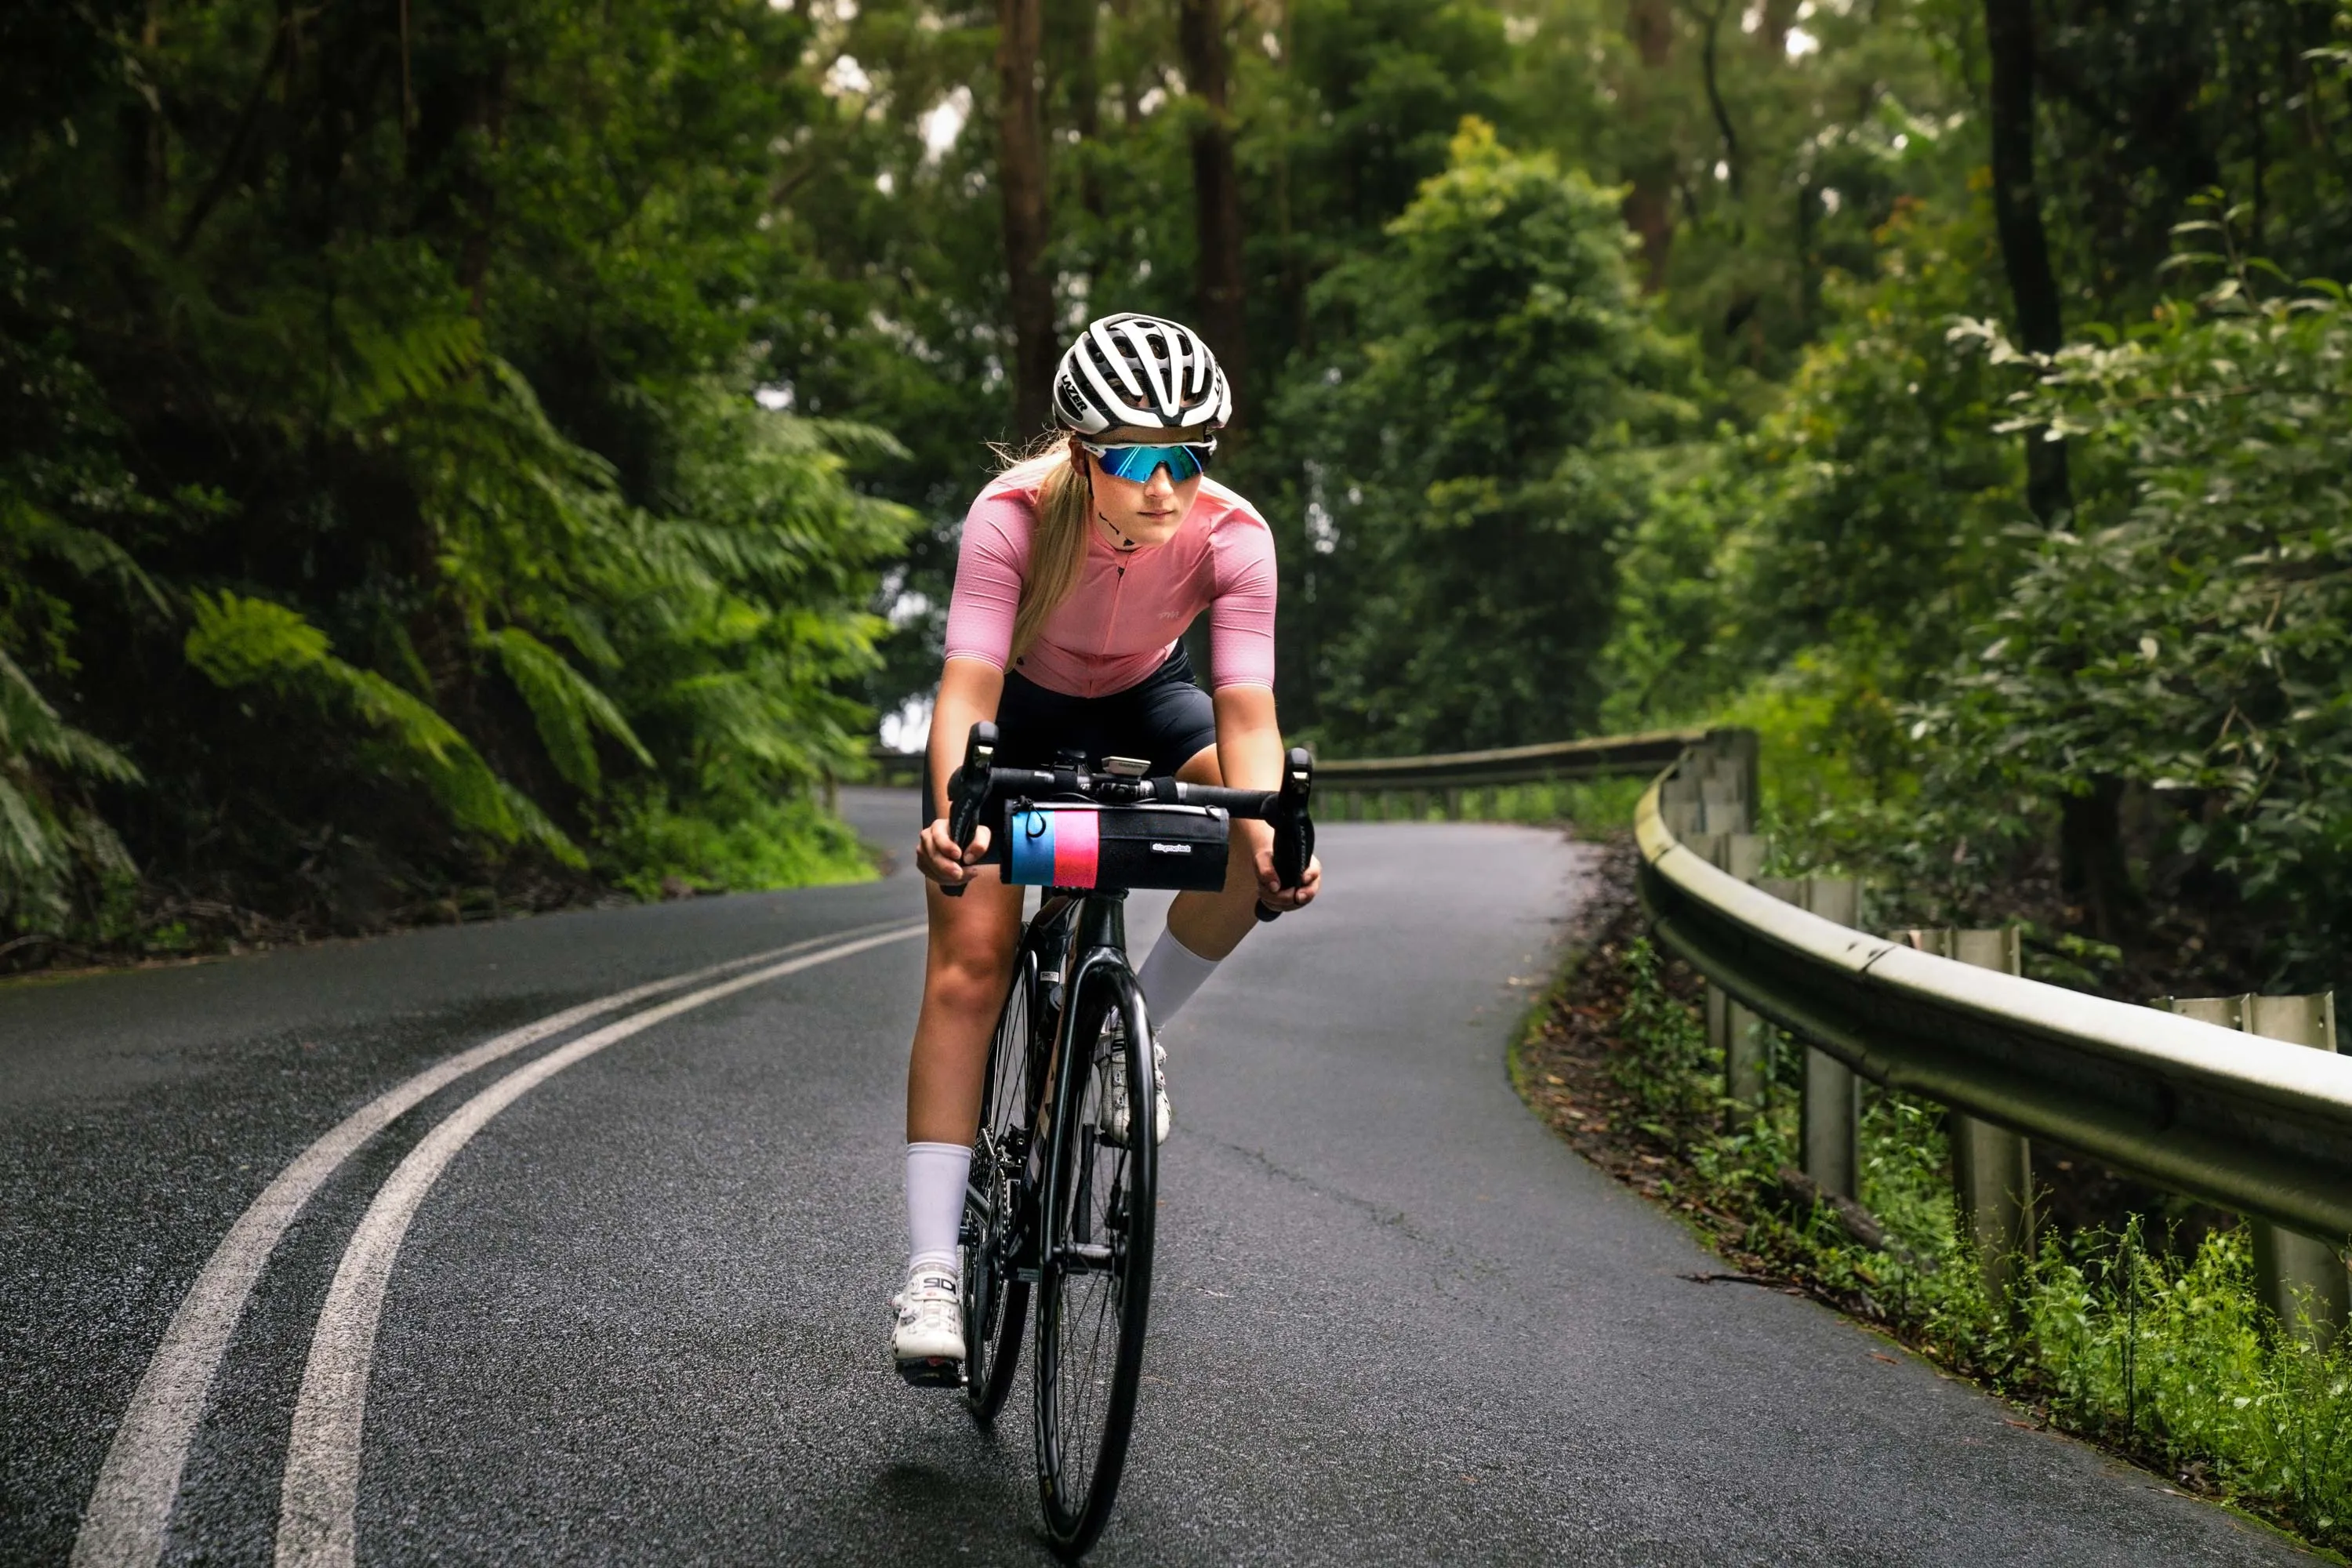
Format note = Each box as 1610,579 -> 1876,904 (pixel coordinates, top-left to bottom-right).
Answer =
892,313 -> 1322,1381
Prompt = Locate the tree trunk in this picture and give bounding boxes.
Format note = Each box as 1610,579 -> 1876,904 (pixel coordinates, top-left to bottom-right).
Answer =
2060,776 -> 2136,945
1070,0 -> 1105,220
1981,0 -> 2070,523
1986,0 -> 2128,941
997,0 -> 1056,437
1178,0 -> 1247,419
1621,0 -> 1677,291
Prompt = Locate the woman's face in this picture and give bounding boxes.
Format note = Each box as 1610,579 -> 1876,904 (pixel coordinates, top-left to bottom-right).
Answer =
1082,427 -> 1204,551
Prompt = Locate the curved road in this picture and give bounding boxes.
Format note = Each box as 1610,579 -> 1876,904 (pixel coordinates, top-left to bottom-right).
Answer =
0,794 -> 2313,1565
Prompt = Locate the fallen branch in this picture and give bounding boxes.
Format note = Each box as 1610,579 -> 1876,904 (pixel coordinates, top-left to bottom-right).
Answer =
1773,1166 -> 1936,1272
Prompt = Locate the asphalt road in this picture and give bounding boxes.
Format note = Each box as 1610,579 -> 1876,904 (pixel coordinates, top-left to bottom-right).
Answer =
0,789 -> 2314,1565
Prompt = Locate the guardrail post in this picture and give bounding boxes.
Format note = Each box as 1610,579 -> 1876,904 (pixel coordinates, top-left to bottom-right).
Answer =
1704,833 -> 1769,1127
1794,877 -> 1862,1198
2156,992 -> 2348,1349
1699,778 -> 1749,837
1911,927 -> 2035,1305
1704,726 -> 1761,825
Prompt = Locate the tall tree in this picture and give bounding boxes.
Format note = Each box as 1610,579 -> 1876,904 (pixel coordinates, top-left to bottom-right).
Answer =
1179,0 -> 1247,411
1984,0 -> 2128,942
997,0 -> 1056,435
1981,0 -> 2069,523
1620,0 -> 1678,290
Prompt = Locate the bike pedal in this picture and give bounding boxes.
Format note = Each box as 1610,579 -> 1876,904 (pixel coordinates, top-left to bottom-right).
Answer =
895,1356 -> 965,1390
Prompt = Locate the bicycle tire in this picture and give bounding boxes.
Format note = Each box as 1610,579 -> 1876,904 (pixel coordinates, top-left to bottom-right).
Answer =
964,946 -> 1039,1424
1033,960 -> 1156,1557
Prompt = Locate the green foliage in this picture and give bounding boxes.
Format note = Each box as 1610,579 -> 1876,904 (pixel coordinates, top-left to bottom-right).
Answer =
487,628 -> 652,797
596,784 -> 873,901
184,593 -> 584,866
2024,1223 -> 2352,1529
1271,118 -> 1693,753
1612,937 -> 1720,1127
0,0 -> 914,946
0,648 -> 140,935
1914,282 -> 2352,981
6,0 -> 2350,963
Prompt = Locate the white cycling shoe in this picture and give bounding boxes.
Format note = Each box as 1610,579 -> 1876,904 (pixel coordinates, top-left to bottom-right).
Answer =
891,1265 -> 965,1387
1098,1025 -> 1170,1147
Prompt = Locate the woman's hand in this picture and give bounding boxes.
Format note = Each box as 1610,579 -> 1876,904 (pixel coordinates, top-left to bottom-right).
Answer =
1254,844 -> 1320,913
917,818 -> 993,887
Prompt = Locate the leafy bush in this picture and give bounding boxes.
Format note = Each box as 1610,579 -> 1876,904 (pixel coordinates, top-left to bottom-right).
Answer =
1915,282 -> 2352,983
596,785 -> 872,901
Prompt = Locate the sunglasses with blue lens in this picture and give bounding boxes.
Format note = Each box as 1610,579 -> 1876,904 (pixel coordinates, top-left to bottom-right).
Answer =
1081,438 -> 1217,484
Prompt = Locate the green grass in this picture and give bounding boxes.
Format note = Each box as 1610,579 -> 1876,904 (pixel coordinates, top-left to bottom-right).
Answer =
594,786 -> 877,900
1606,937 -> 2352,1555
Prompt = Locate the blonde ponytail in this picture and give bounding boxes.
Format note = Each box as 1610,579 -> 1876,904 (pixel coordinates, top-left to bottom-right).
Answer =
1007,434 -> 1094,662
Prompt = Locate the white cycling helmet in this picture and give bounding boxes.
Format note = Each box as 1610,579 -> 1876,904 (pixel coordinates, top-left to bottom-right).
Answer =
1052,313 -> 1232,435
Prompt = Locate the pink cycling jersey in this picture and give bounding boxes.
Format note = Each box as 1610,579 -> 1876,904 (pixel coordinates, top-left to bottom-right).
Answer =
942,456 -> 1278,699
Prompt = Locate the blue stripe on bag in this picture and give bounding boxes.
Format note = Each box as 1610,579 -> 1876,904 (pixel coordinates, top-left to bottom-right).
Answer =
1008,808 -> 1056,885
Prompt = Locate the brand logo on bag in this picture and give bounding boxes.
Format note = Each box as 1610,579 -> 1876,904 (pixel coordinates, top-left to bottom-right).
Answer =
1149,843 -> 1194,855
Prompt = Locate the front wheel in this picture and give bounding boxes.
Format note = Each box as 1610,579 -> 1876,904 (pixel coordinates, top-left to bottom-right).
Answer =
964,947 -> 1039,1425
1033,962 -> 1156,1557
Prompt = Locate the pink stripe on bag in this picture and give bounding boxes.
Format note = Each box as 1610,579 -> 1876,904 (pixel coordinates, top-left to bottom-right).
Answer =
1054,810 -> 1100,888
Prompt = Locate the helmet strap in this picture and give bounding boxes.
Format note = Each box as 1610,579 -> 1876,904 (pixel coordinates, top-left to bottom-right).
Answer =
1072,434 -> 1139,550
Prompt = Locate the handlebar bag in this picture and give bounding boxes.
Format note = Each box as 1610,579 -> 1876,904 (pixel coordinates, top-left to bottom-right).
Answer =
1005,803 -> 1230,892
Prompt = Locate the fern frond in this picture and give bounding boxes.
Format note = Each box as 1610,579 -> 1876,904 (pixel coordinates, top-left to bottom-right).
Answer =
0,774 -> 60,877
183,591 -> 574,857
336,310 -> 487,426
486,626 -> 652,795
183,592 -> 333,687
3,495 -> 169,615
495,779 -> 587,869
0,650 -> 142,785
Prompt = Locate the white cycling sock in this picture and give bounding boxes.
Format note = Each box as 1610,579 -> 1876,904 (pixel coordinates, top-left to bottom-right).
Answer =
905,1141 -> 971,1277
1136,927 -> 1221,1028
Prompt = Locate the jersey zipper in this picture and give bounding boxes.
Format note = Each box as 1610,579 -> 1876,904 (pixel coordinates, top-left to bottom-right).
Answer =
1097,557 -> 1128,695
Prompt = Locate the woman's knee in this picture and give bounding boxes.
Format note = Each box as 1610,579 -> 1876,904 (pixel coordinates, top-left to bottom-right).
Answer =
925,920 -> 1017,1008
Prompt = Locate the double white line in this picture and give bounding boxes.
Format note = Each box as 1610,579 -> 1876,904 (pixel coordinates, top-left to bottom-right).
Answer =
72,919 -> 925,1568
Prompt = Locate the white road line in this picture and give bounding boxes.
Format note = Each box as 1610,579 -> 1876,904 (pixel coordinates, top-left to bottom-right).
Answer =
70,918 -> 917,1568
273,922 -> 924,1568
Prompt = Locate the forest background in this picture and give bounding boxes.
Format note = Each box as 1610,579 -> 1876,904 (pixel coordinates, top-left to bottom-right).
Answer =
4,0 -> 2350,996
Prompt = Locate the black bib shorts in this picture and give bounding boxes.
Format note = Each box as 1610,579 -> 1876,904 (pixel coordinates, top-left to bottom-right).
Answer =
916,645 -> 1219,832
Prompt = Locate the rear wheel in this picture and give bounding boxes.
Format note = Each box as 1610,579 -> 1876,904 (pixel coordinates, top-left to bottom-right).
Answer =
964,947 -> 1038,1423
1033,963 -> 1156,1557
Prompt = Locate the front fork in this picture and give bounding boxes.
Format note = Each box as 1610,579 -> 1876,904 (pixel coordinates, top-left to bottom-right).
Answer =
1003,891 -> 1140,1283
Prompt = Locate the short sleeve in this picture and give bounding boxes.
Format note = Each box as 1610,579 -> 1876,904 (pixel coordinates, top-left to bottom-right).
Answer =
941,487 -> 1033,670
1207,512 -> 1277,690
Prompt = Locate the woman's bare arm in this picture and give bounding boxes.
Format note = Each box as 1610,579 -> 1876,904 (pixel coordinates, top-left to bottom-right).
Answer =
916,657 -> 1007,884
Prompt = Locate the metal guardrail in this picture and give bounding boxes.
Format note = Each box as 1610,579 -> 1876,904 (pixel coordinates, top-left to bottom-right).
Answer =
866,749 -> 924,786
1312,728 -> 1708,790
1633,749 -> 2352,1243
862,726 -> 1709,799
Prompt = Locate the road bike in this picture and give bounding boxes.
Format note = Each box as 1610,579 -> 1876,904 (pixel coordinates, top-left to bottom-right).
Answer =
938,720 -> 1314,1557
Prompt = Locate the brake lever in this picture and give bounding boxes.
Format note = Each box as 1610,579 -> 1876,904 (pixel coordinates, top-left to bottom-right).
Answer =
1255,746 -> 1316,924
940,720 -> 999,898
